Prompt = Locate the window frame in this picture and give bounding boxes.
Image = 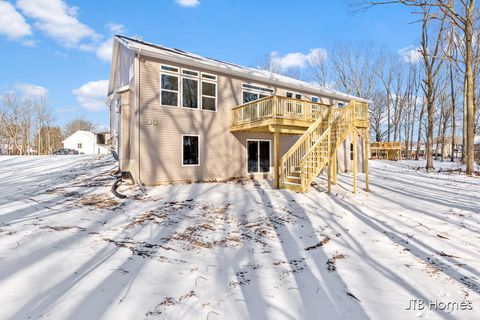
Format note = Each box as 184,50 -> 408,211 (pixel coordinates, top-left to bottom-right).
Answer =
160,72 -> 180,108
77,143 -> 82,149
181,74 -> 200,110
241,82 -> 273,104
181,134 -> 200,167
201,79 -> 217,112
246,139 -> 272,174
201,72 -> 217,81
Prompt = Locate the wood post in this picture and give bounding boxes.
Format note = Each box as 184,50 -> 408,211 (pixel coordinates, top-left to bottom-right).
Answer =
327,129 -> 332,193
274,130 -> 280,189
364,129 -> 369,192
353,132 -> 357,194
332,147 -> 337,185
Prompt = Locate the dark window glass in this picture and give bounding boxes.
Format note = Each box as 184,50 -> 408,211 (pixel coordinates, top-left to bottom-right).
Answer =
247,140 -> 270,173
161,91 -> 177,106
247,141 -> 259,173
259,141 -> 270,172
182,70 -> 198,76
295,94 -> 302,100
242,84 -> 274,94
182,78 -> 198,108
161,65 -> 178,72
243,91 -> 259,103
202,97 -> 216,111
202,82 -> 216,96
202,74 -> 217,80
183,136 -> 199,165
286,92 -> 293,98
161,74 -> 178,91
350,143 -> 354,160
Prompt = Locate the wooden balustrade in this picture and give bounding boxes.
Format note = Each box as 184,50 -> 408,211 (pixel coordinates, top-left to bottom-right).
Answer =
231,95 -> 330,128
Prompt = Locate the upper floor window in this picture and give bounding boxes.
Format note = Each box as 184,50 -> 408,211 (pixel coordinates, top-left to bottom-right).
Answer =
286,91 -> 302,100
311,96 -> 319,103
160,74 -> 179,107
201,81 -> 217,111
242,83 -> 272,103
182,77 -> 199,109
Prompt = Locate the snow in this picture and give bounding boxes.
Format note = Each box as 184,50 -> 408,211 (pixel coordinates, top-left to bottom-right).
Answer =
0,155 -> 479,319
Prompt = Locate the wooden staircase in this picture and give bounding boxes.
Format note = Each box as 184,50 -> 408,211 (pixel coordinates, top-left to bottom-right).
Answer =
280,100 -> 362,192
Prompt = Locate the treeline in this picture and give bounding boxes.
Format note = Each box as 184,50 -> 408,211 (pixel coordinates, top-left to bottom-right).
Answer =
0,93 -> 97,155
260,1 -> 480,174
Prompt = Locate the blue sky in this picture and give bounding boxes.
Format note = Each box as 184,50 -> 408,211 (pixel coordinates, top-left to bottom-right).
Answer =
0,0 -> 419,129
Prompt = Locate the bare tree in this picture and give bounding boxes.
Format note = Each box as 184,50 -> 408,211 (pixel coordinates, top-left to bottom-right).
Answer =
63,118 -> 97,138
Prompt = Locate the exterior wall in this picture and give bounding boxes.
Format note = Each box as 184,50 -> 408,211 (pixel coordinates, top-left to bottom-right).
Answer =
336,133 -> 366,173
135,56 -> 343,185
113,50 -> 362,185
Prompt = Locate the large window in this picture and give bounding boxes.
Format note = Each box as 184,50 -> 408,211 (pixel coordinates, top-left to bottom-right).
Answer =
247,140 -> 270,173
242,83 -> 273,103
201,81 -> 216,111
182,78 -> 199,109
161,74 -> 179,107
182,135 -> 199,166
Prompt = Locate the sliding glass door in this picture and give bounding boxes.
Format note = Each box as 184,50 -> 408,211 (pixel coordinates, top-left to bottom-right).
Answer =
247,140 -> 270,173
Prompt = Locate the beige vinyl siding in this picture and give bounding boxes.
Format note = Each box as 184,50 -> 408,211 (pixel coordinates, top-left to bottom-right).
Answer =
131,55 -> 355,185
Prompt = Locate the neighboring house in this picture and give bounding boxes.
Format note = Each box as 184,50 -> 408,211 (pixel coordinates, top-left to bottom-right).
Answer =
62,130 -> 111,155
107,35 -> 369,192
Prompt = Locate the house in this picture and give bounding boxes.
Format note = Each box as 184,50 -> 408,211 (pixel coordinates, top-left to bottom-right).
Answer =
62,130 -> 111,155
107,35 -> 369,192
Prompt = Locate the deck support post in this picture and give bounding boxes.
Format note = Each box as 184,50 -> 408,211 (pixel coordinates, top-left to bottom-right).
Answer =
332,147 -> 337,185
364,128 -> 369,192
353,132 -> 357,194
327,130 -> 332,193
274,130 -> 280,189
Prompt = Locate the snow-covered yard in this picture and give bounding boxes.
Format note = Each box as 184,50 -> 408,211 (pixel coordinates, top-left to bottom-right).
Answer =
0,155 -> 478,320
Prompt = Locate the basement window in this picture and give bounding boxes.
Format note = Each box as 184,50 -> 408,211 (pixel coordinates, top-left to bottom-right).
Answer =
350,143 -> 354,161
77,143 -> 82,149
182,135 -> 199,166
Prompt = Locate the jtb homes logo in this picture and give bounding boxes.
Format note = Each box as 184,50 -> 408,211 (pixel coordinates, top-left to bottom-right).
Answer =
406,299 -> 473,312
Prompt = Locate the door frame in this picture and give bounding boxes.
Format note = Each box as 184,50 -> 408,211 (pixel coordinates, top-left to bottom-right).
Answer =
246,139 -> 272,174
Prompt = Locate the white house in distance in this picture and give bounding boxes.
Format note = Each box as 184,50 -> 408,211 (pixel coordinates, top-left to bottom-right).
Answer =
62,130 -> 111,155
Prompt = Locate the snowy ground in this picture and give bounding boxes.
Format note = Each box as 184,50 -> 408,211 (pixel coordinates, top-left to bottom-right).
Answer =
0,155 -> 479,320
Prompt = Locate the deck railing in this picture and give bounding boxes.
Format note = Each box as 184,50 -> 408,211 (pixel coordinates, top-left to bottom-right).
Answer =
371,142 -> 402,149
231,95 -> 330,127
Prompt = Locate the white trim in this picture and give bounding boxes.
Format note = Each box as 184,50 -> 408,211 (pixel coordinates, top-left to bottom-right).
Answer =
181,134 -> 200,167
161,64 -> 179,73
182,68 -> 199,77
246,139 -> 272,174
201,80 -> 217,112
181,76 -> 200,110
160,72 -> 179,107
201,72 -> 217,81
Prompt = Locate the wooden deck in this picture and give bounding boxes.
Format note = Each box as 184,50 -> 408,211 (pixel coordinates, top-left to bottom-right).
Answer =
230,95 -> 370,193
371,142 -> 402,160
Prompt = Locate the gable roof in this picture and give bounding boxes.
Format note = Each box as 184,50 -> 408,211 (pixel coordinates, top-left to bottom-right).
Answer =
111,35 -> 366,103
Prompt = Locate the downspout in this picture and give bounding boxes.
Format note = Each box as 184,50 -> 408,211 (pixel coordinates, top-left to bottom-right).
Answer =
135,48 -> 146,192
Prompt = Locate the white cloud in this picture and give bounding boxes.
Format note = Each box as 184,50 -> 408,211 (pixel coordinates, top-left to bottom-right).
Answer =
398,45 -> 422,63
15,83 -> 48,97
0,0 -> 32,39
72,80 -> 108,111
270,48 -> 327,70
16,0 -> 99,47
175,0 -> 199,7
95,23 -> 125,62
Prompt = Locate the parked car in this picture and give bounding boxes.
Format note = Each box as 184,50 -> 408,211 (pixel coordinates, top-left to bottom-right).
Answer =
53,148 -> 80,155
